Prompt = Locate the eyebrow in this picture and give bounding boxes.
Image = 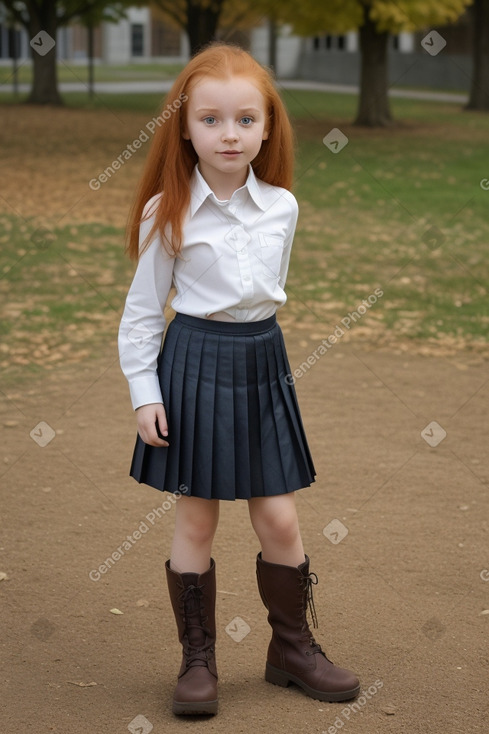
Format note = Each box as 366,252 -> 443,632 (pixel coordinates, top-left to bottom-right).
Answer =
195,107 -> 262,113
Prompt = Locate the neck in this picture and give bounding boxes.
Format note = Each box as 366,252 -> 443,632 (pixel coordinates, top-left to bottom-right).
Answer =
198,163 -> 249,200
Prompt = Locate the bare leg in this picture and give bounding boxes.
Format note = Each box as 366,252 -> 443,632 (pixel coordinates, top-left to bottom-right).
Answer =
248,493 -> 305,566
170,495 -> 220,573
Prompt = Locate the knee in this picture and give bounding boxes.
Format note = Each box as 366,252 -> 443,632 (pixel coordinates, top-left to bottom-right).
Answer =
184,517 -> 216,545
257,505 -> 300,546
178,502 -> 218,545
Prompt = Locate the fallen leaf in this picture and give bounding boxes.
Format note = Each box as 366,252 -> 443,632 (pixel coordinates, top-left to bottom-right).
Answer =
0,572 -> 8,581
136,599 -> 149,607
480,610 -> 489,615
68,681 -> 97,687
381,705 -> 396,715
110,608 -> 123,615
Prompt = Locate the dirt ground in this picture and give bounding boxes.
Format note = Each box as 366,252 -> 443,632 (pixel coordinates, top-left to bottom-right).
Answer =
2,325 -> 489,734
1,105 -> 489,733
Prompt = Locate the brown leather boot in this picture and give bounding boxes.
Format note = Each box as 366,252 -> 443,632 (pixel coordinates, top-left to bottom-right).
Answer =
165,558 -> 218,715
256,552 -> 360,702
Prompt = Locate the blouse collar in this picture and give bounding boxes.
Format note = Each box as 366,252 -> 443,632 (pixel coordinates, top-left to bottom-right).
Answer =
189,163 -> 267,217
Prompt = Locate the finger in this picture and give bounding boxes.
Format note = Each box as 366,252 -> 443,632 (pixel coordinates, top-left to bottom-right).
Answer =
140,420 -> 169,447
155,405 -> 168,437
140,430 -> 169,448
147,436 -> 169,447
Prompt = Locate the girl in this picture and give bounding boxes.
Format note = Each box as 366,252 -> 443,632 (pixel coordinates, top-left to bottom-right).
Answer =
118,42 -> 359,716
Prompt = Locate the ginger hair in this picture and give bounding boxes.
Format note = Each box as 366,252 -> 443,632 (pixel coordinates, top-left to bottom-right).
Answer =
125,41 -> 295,260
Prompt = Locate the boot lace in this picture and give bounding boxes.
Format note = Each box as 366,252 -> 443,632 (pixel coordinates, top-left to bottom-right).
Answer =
300,572 -> 330,659
179,583 -> 214,667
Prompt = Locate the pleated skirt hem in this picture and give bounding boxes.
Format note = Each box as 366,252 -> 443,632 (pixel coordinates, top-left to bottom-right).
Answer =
129,312 -> 316,501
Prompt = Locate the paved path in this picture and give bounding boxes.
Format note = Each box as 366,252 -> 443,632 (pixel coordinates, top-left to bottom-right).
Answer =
0,76 -> 468,103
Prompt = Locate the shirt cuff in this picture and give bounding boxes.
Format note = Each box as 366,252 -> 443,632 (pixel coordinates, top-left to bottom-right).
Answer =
128,374 -> 163,411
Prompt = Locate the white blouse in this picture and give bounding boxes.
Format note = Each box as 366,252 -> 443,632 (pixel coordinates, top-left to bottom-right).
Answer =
118,163 -> 299,410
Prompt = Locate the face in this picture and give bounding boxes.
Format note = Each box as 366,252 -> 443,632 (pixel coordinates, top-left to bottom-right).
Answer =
182,75 -> 269,187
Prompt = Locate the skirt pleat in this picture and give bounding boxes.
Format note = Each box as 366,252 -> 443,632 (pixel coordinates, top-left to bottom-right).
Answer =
129,312 -> 316,500
210,334 -> 234,495
262,332 -> 295,490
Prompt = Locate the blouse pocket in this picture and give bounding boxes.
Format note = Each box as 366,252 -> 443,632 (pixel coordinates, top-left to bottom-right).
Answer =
258,233 -> 285,279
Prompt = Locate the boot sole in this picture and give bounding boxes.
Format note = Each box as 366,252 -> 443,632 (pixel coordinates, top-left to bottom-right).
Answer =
173,699 -> 218,716
265,663 -> 360,703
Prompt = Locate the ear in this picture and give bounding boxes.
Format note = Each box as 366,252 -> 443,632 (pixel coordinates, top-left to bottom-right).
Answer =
262,128 -> 269,141
182,127 -> 190,140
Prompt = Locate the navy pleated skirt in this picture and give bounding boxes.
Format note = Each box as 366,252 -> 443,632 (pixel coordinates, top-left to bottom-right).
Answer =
129,312 -> 316,500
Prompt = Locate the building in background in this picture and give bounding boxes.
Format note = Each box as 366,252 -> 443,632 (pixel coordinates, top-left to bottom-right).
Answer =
0,6 -> 184,64
0,7 -> 473,91
298,13 -> 472,91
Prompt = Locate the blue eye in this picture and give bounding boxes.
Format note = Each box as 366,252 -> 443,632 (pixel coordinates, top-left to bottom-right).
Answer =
203,116 -> 216,125
240,116 -> 253,125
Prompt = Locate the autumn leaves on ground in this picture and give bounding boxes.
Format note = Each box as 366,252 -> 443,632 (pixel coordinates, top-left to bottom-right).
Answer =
1,95 -> 488,733
2,94 -> 489,377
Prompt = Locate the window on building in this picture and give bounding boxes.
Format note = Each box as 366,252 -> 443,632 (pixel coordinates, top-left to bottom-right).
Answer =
1,27 -> 22,59
313,34 -> 347,51
131,24 -> 144,57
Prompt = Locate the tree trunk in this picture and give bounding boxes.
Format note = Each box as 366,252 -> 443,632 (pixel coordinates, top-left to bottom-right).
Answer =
354,8 -> 392,127
466,0 -> 489,110
186,0 -> 224,56
27,1 -> 62,105
9,27 -> 20,97
268,16 -> 277,72
88,22 -> 95,99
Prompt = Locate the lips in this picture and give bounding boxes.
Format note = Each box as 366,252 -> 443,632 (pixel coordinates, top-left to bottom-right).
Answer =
220,151 -> 241,155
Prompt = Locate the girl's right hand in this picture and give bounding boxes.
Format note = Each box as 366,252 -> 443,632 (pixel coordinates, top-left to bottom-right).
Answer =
136,403 -> 169,447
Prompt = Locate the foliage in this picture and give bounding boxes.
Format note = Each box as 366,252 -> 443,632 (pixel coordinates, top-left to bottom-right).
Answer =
150,0 -> 264,33
2,0 -> 130,30
276,0 -> 472,35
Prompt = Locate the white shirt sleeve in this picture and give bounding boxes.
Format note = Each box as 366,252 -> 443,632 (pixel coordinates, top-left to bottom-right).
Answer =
278,194 -> 299,291
118,199 -> 175,410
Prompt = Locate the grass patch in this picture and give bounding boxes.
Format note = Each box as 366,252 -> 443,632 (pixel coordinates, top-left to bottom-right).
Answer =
287,100 -> 489,345
0,216 -> 133,381
0,61 -> 185,87
1,89 -> 489,384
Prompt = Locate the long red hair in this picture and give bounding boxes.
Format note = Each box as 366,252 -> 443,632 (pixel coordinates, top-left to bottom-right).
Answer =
126,41 -> 295,260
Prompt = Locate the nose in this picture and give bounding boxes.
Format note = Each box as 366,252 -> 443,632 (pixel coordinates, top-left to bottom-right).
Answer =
221,121 -> 239,143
